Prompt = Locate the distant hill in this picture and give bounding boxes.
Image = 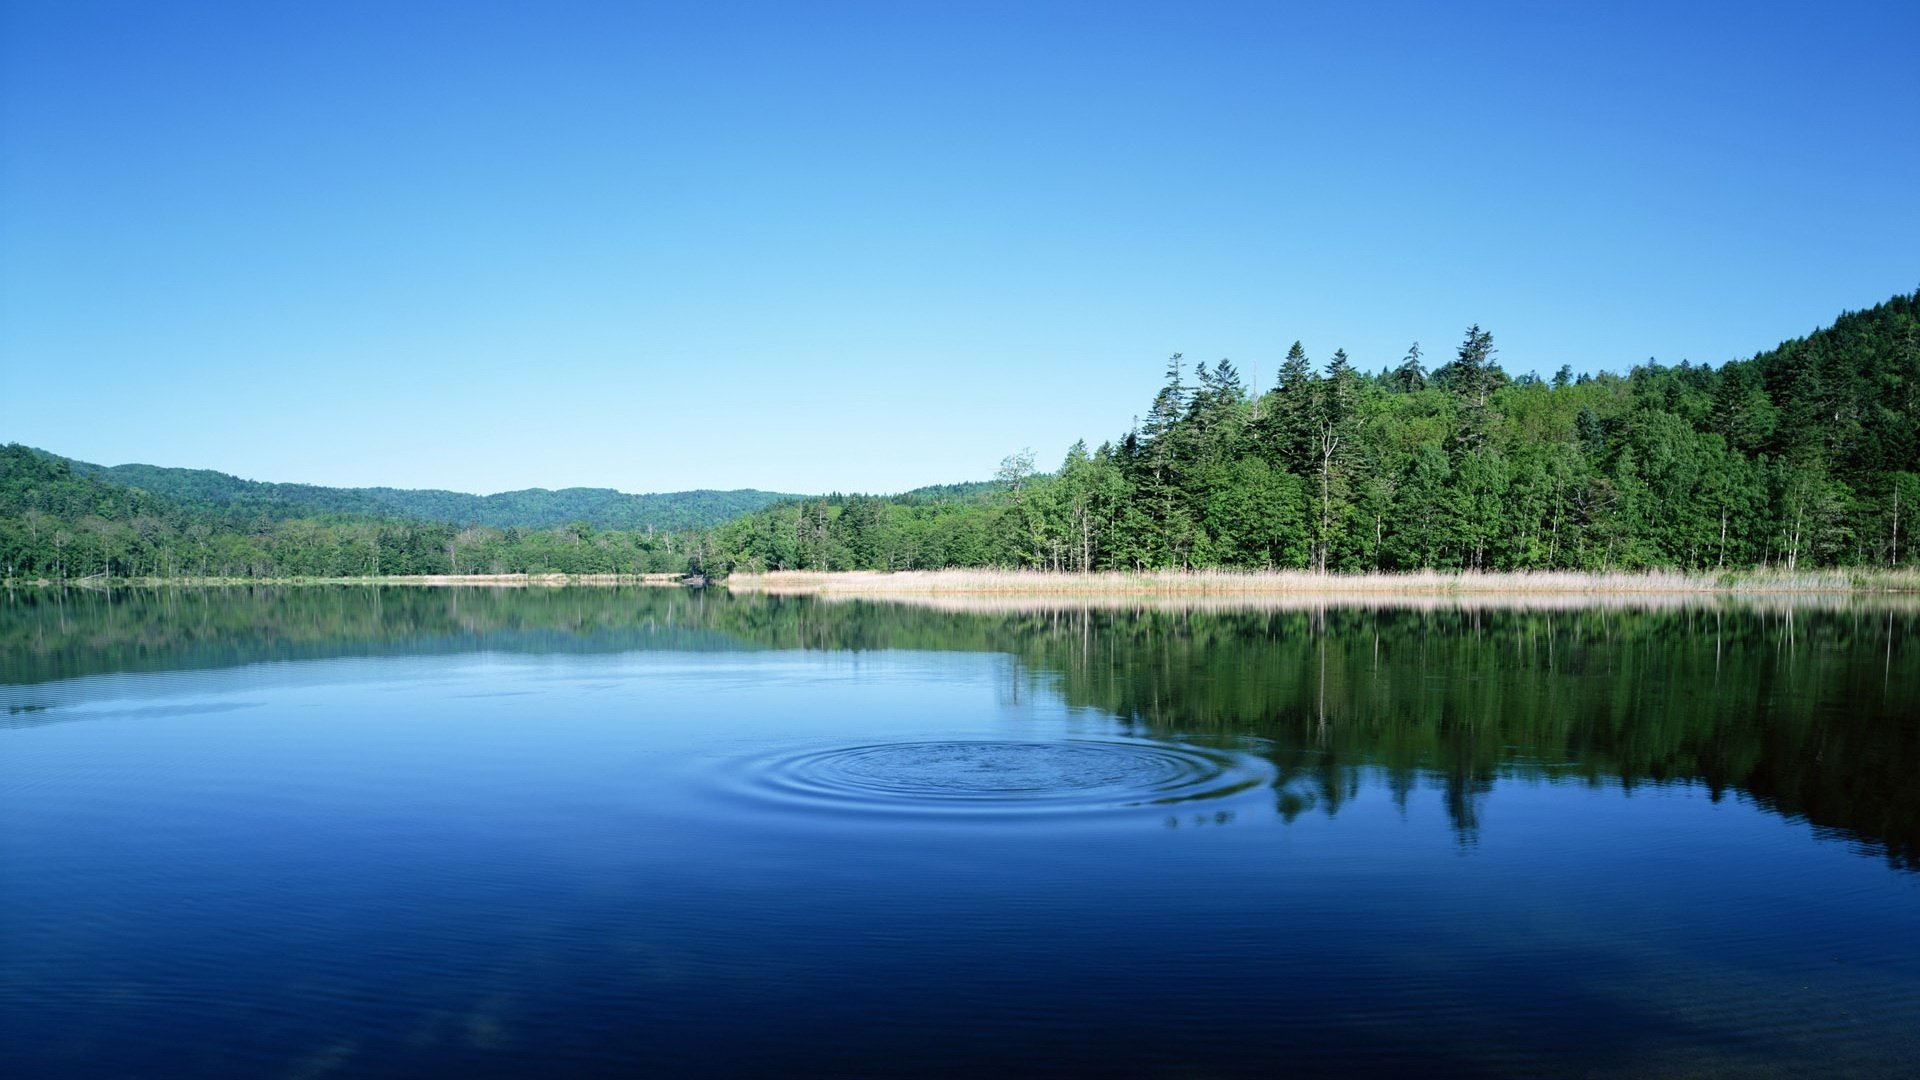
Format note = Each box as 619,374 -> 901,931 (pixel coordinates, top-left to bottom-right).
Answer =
766,480 -> 1005,510
63,457 -> 804,532
0,442 -> 999,579
0,445 -> 175,523
888,479 -> 1006,507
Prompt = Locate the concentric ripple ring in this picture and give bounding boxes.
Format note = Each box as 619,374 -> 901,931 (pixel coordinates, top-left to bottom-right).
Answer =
747,739 -> 1269,815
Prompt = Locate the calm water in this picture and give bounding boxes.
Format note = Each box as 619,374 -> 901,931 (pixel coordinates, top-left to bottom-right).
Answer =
3,586 -> 1917,1077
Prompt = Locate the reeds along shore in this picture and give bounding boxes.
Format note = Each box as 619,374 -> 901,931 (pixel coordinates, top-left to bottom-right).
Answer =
721,568 -> 1920,597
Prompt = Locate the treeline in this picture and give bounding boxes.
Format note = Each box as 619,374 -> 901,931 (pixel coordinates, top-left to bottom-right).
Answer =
0,445 -> 720,580
0,443 -> 997,581
712,291 -> 1920,574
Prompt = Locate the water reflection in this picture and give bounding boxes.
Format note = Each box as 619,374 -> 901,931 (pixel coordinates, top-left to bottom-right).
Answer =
4,584 -> 1914,867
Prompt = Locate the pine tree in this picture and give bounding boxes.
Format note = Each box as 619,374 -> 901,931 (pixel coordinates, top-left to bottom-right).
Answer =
1136,355 -> 1194,566
1390,342 -> 1426,392
1311,349 -> 1361,571
1439,324 -> 1501,451
1576,407 -> 1606,459
1259,341 -> 1318,474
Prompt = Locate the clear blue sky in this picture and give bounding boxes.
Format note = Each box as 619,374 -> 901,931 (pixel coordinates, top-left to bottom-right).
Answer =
4,1 -> 1916,495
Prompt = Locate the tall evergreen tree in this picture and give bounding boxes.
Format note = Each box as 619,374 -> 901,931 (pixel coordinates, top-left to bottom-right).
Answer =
1437,324 -> 1501,452
1311,349 -> 1361,571
1259,341 -> 1318,474
1390,342 -> 1426,392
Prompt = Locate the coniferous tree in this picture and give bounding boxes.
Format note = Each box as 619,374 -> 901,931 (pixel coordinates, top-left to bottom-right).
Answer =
1438,324 -> 1502,452
1311,349 -> 1361,571
1136,355 -> 1197,566
1390,343 -> 1426,392
1260,341 -> 1318,475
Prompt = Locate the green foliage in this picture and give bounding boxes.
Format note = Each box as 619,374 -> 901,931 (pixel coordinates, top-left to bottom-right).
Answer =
67,458 -> 799,532
0,445 -> 712,580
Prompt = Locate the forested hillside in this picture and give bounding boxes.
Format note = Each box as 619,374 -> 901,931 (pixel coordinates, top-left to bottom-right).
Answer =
0,446 -> 722,579
5,291 -> 1915,581
712,291 -> 1920,574
66,459 -> 796,531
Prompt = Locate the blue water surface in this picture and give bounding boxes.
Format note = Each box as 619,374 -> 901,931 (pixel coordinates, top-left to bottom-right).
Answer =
2,589 -> 1916,1077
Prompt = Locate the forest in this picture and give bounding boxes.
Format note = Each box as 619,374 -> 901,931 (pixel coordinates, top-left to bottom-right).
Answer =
0,443 -> 716,580
68,459 -> 798,532
3,290 -> 1916,581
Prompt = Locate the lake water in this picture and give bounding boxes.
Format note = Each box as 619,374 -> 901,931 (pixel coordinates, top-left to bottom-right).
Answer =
3,586 -> 1917,1077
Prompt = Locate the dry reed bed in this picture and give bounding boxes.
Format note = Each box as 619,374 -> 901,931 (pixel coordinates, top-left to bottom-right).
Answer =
725,568 -> 1920,600
785,591 -> 1920,615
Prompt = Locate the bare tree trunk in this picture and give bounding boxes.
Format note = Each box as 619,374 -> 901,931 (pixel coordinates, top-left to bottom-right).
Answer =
1079,504 -> 1092,573
1317,424 -> 1338,574
1788,504 -> 1804,572
1892,485 -> 1902,566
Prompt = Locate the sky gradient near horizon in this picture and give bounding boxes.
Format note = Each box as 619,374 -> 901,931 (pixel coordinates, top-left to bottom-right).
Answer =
4,0 -> 1917,496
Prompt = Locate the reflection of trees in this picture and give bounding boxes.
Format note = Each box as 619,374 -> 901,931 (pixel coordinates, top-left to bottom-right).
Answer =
1441,772 -> 1494,847
3,588 -> 1914,868
0,585 -> 748,686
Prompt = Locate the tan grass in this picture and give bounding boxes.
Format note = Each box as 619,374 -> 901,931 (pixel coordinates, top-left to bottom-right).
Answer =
724,567 -> 1920,599
796,591 -> 1920,615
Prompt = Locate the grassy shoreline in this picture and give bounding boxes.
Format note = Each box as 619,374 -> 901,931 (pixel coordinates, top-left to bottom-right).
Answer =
9,567 -> 1920,596
723,567 -> 1920,597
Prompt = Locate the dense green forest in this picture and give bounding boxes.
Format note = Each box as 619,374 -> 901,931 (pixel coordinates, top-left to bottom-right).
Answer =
713,291 -> 1920,574
0,445 -> 992,580
67,458 -> 798,532
0,443 -> 727,579
4,291 -> 1916,580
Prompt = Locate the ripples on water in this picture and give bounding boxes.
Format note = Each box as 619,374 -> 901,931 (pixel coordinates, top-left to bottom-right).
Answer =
739,739 -> 1273,816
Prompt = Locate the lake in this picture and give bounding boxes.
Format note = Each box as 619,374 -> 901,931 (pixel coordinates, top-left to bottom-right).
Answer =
3,586 -> 1916,1077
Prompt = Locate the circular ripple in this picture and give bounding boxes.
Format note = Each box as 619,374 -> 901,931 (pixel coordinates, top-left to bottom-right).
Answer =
748,739 -> 1268,815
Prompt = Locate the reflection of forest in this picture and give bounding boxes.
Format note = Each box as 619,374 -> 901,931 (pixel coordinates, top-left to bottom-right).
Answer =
5,586 -> 1914,869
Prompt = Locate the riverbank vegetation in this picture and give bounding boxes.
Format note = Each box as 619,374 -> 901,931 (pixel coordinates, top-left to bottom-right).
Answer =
725,567 -> 1920,597
5,290 -> 1915,583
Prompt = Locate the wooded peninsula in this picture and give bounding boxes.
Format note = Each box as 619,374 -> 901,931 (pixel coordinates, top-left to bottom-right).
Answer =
6,291 -> 1916,585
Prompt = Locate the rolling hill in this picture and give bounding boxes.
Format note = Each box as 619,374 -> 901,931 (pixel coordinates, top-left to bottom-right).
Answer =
63,458 -> 803,532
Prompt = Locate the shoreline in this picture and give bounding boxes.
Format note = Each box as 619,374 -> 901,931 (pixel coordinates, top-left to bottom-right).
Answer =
8,567 -> 1919,596
723,567 -> 1920,597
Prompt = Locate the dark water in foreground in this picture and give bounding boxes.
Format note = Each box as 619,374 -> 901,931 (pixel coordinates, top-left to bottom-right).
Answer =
2,586 -> 1917,1077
